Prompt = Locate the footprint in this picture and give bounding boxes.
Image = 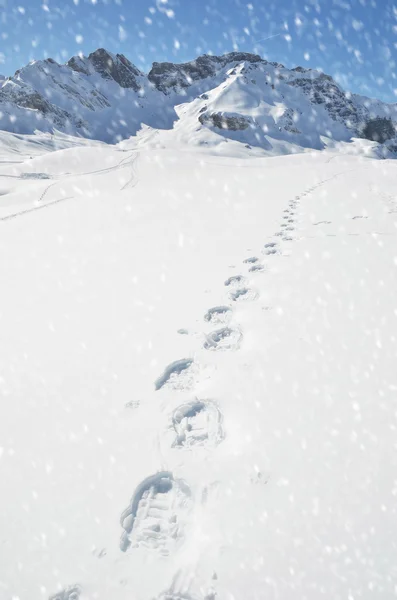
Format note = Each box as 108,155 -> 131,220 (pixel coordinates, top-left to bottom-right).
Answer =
288,218 -> 294,223
264,242 -> 277,248
120,472 -> 191,554
352,215 -> 368,220
204,327 -> 242,351
249,264 -> 265,272
313,221 -> 331,225
263,247 -> 278,255
274,232 -> 283,237
243,256 -> 258,264
177,329 -> 189,335
155,359 -> 194,391
282,236 -> 293,242
285,226 -> 294,231
230,288 -> 258,302
172,400 -> 224,448
224,275 -> 245,287
204,305 -> 232,324
49,587 -> 80,600
125,399 -> 140,410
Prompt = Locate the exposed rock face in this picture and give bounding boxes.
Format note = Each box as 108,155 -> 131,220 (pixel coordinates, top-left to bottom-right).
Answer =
0,85 -> 86,130
291,66 -> 311,73
67,56 -> 91,75
199,111 -> 253,131
87,49 -> 143,90
148,52 -> 263,92
278,108 -> 301,134
287,72 -> 360,127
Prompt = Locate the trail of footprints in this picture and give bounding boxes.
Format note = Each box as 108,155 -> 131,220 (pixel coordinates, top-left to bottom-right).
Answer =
107,181 -> 323,599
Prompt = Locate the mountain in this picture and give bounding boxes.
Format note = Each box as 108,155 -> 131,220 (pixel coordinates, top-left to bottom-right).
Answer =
1,48 -> 397,153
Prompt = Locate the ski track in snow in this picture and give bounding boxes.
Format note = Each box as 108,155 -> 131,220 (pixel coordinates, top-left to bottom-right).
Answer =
0,151 -> 138,221
0,194 -> 75,221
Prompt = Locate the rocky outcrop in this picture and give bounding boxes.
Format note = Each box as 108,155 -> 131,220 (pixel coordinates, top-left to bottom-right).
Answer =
287,72 -> 360,128
278,108 -> 301,134
87,49 -> 143,90
0,84 -> 86,130
149,52 -> 263,92
199,111 -> 254,131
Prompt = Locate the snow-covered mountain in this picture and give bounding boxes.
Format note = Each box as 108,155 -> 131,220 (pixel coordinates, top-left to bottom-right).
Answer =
1,49 -> 397,151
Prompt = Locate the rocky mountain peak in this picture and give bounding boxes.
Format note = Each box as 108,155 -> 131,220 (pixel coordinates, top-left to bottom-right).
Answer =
148,52 -> 264,92
87,48 -> 143,90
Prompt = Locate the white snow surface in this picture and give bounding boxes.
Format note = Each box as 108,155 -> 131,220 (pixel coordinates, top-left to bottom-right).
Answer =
0,133 -> 397,600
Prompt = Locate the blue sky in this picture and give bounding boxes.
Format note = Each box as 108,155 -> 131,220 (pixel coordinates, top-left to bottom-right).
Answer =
1,0 -> 397,101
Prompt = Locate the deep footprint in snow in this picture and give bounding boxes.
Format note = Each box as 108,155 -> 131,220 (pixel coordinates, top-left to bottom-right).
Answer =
49,587 -> 80,600
172,400 -> 224,448
264,242 -> 277,248
230,288 -> 258,302
224,275 -> 245,287
263,247 -> 279,255
203,327 -> 242,351
155,359 -> 194,391
243,256 -> 259,264
249,264 -> 265,272
120,472 -> 191,554
204,305 -> 232,324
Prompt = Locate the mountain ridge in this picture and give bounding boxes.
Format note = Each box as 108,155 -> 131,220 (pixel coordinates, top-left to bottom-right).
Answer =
1,48 -> 396,153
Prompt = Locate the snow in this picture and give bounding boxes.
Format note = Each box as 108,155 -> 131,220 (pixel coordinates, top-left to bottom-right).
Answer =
0,132 -> 397,600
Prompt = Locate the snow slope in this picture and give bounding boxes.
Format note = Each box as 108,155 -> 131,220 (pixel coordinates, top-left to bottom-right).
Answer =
0,135 -> 397,600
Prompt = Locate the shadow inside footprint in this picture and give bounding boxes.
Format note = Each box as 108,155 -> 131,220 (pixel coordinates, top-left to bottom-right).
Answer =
120,472 -> 191,554
243,256 -> 258,264
249,264 -> 264,272
204,305 -> 232,324
204,327 -> 242,351
155,359 -> 193,391
230,288 -> 258,302
172,400 -> 224,448
224,275 -> 245,287
49,587 -> 81,600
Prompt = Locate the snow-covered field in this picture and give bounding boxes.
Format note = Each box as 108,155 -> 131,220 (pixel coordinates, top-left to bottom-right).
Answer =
1,133 -> 397,600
